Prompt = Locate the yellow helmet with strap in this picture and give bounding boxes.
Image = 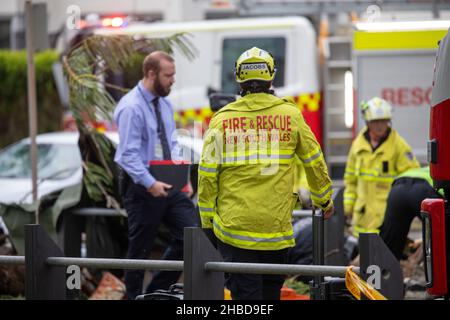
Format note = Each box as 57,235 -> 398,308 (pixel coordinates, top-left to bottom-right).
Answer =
360,97 -> 392,121
235,47 -> 276,83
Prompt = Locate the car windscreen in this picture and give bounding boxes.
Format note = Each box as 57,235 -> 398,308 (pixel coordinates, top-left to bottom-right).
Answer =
0,142 -> 81,180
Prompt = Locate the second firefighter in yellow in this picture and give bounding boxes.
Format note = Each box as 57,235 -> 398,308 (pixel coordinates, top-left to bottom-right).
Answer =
344,97 -> 420,237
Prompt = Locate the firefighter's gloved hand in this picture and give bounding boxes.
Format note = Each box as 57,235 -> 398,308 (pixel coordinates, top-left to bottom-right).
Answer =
323,201 -> 334,220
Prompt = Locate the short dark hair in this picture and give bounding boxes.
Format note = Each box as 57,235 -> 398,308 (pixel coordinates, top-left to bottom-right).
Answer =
239,80 -> 273,96
142,51 -> 174,78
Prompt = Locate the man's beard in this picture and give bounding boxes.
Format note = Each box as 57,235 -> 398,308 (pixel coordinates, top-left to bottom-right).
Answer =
154,76 -> 171,97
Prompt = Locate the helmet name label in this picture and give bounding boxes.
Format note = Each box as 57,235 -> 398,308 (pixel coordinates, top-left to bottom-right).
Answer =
241,63 -> 268,71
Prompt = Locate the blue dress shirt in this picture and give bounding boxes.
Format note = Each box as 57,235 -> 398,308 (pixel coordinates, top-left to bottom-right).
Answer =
114,81 -> 179,189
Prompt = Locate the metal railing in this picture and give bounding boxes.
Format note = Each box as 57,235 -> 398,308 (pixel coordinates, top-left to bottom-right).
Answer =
46,257 -> 183,271
57,207 -> 314,259
292,209 -> 313,218
0,255 -> 25,266
70,207 -> 127,217
0,256 -> 355,277
0,223 -> 402,300
71,207 -> 312,219
204,261 -> 358,277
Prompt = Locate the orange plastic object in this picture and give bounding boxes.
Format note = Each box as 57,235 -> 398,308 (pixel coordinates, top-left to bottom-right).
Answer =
280,286 -> 310,300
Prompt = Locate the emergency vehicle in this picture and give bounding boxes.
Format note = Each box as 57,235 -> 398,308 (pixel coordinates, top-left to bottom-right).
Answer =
353,20 -> 450,163
421,26 -> 450,299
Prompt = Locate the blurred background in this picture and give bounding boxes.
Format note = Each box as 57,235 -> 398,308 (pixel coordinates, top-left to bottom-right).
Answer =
1,0 -> 450,299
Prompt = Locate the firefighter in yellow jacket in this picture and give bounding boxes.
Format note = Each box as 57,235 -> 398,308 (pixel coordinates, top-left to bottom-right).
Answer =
344,97 -> 420,237
198,47 -> 334,300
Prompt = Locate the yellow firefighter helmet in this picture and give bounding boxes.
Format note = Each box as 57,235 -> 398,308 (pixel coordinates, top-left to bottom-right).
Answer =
235,47 -> 276,83
360,97 -> 393,122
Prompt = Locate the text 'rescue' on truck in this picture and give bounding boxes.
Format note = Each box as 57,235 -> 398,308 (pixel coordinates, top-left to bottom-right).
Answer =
353,20 -> 450,163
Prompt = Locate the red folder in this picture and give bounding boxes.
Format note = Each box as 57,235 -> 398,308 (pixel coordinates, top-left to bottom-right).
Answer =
148,160 -> 191,192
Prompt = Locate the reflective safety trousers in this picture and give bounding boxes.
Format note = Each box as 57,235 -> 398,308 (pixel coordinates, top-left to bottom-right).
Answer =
198,93 -> 333,250
343,128 -> 420,236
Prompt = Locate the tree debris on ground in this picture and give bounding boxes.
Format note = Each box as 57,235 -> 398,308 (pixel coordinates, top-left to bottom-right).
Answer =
89,271 -> 126,300
0,234 -> 24,297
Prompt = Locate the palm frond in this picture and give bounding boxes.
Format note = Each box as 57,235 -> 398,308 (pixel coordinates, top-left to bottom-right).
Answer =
63,33 -> 196,207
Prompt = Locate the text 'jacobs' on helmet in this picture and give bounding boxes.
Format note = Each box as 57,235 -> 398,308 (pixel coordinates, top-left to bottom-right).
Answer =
235,47 -> 276,83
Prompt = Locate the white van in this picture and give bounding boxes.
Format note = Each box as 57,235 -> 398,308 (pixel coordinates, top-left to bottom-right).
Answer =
96,16 -> 323,143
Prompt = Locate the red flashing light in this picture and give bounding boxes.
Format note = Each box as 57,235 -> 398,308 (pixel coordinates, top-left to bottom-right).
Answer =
101,18 -> 112,27
111,17 -> 124,27
77,20 -> 87,29
101,16 -> 125,28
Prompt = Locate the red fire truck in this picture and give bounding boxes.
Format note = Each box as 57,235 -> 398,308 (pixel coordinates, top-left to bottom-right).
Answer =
421,27 -> 450,299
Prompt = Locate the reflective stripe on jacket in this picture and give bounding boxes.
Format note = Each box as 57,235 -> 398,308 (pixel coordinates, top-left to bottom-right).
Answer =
397,166 -> 432,186
343,127 -> 420,237
198,93 -> 333,250
396,166 -> 444,197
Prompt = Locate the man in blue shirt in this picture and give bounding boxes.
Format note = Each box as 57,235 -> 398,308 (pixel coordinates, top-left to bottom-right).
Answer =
114,51 -> 197,299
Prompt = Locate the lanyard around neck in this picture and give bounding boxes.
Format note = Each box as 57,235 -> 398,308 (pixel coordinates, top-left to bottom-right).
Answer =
138,86 -> 158,111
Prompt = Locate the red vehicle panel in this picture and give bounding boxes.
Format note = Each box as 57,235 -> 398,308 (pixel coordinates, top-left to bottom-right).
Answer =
421,198 -> 448,296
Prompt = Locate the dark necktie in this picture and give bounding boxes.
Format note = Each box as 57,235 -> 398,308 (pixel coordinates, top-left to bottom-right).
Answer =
152,97 -> 172,160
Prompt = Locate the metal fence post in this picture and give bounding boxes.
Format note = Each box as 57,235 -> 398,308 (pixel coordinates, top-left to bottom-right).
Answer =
324,188 -> 347,266
183,227 -> 224,300
25,224 -> 66,300
310,207 -> 327,300
359,233 -> 404,300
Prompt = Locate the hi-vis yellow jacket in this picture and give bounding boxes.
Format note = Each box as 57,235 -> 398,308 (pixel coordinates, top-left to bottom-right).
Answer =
343,128 -> 420,237
198,93 -> 333,251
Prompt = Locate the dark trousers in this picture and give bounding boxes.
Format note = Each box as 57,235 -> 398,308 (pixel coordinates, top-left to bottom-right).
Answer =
122,181 -> 196,299
217,240 -> 288,300
379,177 -> 441,260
